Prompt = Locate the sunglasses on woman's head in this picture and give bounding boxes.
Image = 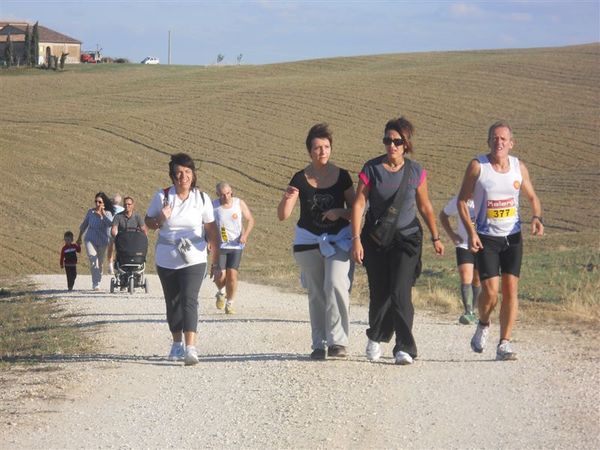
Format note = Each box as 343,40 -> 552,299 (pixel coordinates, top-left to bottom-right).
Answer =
382,137 -> 404,147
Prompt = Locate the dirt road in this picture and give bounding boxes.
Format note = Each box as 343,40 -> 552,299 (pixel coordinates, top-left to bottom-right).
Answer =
1,274 -> 598,449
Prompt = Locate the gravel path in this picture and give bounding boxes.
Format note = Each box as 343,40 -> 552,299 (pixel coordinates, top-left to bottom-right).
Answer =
1,274 -> 598,449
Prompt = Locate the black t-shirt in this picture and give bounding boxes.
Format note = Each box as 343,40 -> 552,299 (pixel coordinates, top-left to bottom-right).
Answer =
289,168 -> 353,235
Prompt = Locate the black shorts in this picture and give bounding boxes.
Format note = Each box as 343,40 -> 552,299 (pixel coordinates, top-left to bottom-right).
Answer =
456,247 -> 476,267
218,248 -> 243,270
476,232 -> 523,280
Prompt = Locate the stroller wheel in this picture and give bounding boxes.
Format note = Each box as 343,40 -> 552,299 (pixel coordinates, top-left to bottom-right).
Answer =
128,276 -> 135,295
144,278 -> 149,294
110,278 -> 115,293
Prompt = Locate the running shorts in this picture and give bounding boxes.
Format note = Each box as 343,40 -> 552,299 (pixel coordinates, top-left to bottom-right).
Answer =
456,247 -> 477,267
476,232 -> 523,280
218,248 -> 243,270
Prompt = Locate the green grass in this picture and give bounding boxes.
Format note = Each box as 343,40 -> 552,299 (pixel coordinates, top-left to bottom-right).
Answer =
0,280 -> 94,367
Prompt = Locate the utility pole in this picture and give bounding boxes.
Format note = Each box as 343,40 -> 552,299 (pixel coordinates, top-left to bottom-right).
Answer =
168,30 -> 171,65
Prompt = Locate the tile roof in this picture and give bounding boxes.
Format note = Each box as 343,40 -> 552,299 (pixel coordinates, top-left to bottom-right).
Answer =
0,22 -> 81,44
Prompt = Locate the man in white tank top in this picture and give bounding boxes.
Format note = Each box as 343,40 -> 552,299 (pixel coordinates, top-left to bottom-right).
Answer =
211,182 -> 255,314
440,195 -> 481,325
458,121 -> 544,361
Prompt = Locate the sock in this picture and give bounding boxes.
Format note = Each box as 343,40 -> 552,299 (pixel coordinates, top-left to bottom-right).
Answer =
499,339 -> 509,346
460,284 -> 472,314
472,284 -> 481,311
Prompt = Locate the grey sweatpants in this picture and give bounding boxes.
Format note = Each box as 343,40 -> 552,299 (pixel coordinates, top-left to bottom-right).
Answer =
84,240 -> 107,288
294,248 -> 351,350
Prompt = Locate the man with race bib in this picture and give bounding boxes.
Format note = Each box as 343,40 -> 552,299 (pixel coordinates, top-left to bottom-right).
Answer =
458,121 -> 544,361
212,182 -> 255,315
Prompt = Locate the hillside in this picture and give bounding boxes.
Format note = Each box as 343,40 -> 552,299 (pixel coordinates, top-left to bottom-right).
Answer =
0,44 -> 598,305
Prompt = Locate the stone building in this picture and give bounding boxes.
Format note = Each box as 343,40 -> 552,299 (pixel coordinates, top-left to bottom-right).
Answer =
0,21 -> 81,65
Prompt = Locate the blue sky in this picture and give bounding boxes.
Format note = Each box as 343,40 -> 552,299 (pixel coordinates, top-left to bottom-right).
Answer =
2,1 -> 598,65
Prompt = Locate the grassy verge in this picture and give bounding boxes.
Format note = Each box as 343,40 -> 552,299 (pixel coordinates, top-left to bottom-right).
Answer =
0,279 -> 94,368
242,238 -> 600,327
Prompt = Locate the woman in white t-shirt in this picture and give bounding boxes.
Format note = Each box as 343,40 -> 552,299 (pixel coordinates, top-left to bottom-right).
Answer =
145,153 -> 221,366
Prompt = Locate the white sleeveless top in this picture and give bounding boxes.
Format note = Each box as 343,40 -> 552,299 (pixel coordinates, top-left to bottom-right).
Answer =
473,154 -> 522,237
443,195 -> 475,250
213,197 -> 244,250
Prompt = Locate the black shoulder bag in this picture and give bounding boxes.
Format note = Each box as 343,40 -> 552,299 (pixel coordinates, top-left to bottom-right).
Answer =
369,159 -> 412,247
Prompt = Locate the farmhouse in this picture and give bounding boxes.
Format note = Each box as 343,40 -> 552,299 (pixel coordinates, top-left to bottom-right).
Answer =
0,21 -> 81,65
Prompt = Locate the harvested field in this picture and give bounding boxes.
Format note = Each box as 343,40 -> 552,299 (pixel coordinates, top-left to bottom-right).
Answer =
1,44 -> 598,310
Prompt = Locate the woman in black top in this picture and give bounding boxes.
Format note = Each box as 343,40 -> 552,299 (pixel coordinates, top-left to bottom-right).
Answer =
277,123 -> 355,360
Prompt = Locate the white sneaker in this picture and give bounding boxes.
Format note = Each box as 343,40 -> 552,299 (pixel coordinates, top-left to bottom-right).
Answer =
471,321 -> 490,353
366,339 -> 382,361
167,342 -> 185,361
496,340 -> 518,361
394,351 -> 414,365
184,346 -> 199,366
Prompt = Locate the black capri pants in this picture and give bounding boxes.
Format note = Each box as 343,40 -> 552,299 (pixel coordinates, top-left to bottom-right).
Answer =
157,263 -> 207,333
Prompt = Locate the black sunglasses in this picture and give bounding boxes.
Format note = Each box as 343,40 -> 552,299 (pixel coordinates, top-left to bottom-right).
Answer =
382,137 -> 405,147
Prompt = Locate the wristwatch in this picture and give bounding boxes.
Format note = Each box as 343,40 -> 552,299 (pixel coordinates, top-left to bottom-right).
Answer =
532,215 -> 544,225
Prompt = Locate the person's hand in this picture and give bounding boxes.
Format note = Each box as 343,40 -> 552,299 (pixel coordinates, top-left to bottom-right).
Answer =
283,186 -> 299,200
76,238 -> 82,246
450,231 -> 463,246
239,235 -> 248,245
351,239 -> 364,264
531,218 -> 544,236
210,265 -> 222,281
468,234 -> 483,253
161,204 -> 172,222
321,209 -> 341,222
433,240 -> 445,256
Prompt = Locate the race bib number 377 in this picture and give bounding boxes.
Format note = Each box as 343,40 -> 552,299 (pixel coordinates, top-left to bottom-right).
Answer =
487,198 -> 516,219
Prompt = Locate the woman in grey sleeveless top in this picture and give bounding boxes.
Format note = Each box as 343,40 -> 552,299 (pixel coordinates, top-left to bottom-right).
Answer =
351,117 -> 444,365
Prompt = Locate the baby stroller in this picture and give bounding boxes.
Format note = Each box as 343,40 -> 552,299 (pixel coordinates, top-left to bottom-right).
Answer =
110,231 -> 149,294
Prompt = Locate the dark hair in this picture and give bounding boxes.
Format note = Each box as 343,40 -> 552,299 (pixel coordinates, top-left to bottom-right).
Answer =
123,196 -> 133,204
384,116 -> 415,154
95,192 -> 115,214
169,153 -> 197,189
487,120 -> 513,144
64,231 -> 74,239
305,123 -> 333,153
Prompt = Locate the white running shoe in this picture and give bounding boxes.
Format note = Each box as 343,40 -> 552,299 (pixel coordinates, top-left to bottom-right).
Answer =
496,341 -> 518,361
225,301 -> 236,315
215,292 -> 225,310
366,339 -> 382,361
184,346 -> 199,366
471,321 -> 490,353
394,351 -> 414,365
167,342 -> 185,361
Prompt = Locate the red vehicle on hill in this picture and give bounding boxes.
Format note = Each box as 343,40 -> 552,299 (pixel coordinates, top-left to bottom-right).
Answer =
80,53 -> 96,63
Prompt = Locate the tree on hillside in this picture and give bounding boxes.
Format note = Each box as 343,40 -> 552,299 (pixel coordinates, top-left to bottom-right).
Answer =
216,53 -> 224,64
31,21 -> 39,66
237,54 -> 243,65
59,52 -> 68,70
4,33 -> 14,67
24,25 -> 32,67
